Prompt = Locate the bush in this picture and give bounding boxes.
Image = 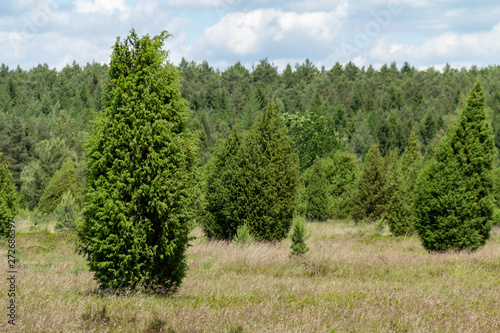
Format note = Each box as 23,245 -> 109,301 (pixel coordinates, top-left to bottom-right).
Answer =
385,130 -> 422,236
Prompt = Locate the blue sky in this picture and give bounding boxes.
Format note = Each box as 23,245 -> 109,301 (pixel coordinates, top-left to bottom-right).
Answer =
1,0 -> 499,71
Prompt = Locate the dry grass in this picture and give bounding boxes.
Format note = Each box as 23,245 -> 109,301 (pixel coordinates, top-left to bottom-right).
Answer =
1,220 -> 500,332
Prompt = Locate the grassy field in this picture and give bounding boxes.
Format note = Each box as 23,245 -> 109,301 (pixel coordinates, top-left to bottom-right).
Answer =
2,218 -> 500,332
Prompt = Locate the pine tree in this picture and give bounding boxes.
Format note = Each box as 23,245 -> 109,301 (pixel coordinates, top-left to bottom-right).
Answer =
305,156 -> 330,220
77,30 -> 196,291
242,100 -> 300,241
386,130 -> 422,236
353,145 -> 386,222
414,81 -> 494,251
0,154 -> 17,237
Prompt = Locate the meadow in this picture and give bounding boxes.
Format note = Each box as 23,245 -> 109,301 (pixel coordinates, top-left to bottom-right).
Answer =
2,218 -> 500,332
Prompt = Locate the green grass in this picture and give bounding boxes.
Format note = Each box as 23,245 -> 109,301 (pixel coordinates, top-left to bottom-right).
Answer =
1,220 -> 499,332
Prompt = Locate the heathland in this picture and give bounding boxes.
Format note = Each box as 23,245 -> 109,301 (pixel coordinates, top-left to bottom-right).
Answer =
3,218 -> 500,332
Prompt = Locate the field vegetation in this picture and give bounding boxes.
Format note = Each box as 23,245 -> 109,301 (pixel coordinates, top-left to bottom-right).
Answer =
4,218 -> 500,332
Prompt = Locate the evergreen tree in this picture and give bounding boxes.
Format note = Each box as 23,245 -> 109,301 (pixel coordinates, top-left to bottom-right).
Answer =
242,100 -> 300,241
77,30 -> 196,291
386,130 -> 422,236
201,129 -> 247,240
38,159 -> 78,215
414,82 -> 494,251
290,215 -> 310,256
324,151 -> 358,218
305,156 -> 330,220
353,145 -> 386,222
54,190 -> 81,233
0,154 -> 17,237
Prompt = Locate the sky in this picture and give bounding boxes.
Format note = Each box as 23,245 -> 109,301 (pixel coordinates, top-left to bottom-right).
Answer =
1,0 -> 500,72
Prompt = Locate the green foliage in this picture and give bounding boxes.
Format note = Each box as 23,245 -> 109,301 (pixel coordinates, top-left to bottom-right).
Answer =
414,81 -> 494,251
0,154 -> 17,237
290,215 -> 310,256
54,190 -> 81,233
37,159 -> 78,215
324,151 -> 358,218
201,129 -> 247,240
353,145 -> 386,222
20,138 -> 76,210
242,100 -> 300,241
305,156 -> 330,220
232,223 -> 254,245
385,130 -> 422,236
282,111 -> 340,170
77,30 -> 196,291
203,100 -> 299,241
490,167 -> 500,207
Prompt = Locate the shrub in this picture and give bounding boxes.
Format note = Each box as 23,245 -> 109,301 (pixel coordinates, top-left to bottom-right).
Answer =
242,100 -> 300,241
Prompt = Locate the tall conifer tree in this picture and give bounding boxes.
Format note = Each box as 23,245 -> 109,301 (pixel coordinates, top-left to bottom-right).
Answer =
202,129 -> 247,239
243,100 -> 299,240
386,130 -> 422,236
77,30 -> 196,290
414,81 -> 494,251
353,145 -> 385,222
305,156 -> 330,220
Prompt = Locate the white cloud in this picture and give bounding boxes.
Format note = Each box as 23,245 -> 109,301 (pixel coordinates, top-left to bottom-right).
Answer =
286,0 -> 348,12
368,22 -> 500,65
74,0 -> 128,15
188,7 -> 348,59
165,0 -> 241,10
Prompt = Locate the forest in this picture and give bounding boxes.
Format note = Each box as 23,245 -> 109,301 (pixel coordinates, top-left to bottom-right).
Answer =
1,58 -> 500,221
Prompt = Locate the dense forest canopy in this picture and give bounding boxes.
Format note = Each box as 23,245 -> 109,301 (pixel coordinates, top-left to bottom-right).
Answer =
1,59 -> 500,209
